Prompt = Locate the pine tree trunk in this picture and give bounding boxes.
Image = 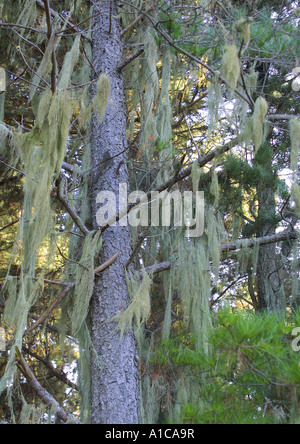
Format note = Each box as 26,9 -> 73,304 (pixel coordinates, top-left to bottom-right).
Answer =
257,173 -> 284,312
90,2 -> 140,424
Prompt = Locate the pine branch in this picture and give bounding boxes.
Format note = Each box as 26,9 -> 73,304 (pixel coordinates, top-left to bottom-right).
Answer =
221,231 -> 297,253
137,261 -> 173,278
0,220 -> 19,232
16,348 -> 80,424
267,114 -> 300,121
141,231 -> 298,277
61,161 -> 75,173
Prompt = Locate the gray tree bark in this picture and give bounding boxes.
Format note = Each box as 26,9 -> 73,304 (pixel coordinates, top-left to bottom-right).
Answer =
90,2 -> 140,424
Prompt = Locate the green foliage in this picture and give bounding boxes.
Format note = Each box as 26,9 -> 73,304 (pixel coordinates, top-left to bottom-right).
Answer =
155,308 -> 300,424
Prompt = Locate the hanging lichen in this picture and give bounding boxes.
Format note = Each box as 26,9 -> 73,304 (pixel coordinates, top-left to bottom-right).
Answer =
235,17 -> 254,46
236,239 -> 252,275
58,35 -> 81,90
29,33 -> 58,101
191,160 -> 201,193
246,67 -> 259,93
19,400 -> 45,425
292,183 -> 300,217
139,28 -> 159,160
252,238 -> 260,276
161,282 -> 173,341
0,122 -> 10,157
207,207 -> 221,282
175,236 -> 212,352
207,73 -> 222,133
17,0 -> 37,30
210,169 -> 220,207
232,215 -> 241,241
289,119 -> 300,171
222,45 -> 241,91
156,51 -> 173,184
251,97 -> 269,152
79,73 -> 111,129
116,271 -> 152,337
71,231 -> 102,334
93,74 -> 111,123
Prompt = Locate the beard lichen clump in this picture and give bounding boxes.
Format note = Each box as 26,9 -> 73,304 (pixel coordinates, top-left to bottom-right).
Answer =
235,17 -> 254,46
116,271 -> 152,337
292,183 -> 300,217
289,119 -> 300,171
252,97 -> 269,152
222,45 -> 241,91
93,74 -> 111,124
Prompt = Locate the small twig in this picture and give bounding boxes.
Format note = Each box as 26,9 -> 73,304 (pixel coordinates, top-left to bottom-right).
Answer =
43,0 -> 57,94
120,7 -> 154,37
185,116 -> 202,160
55,10 -> 103,35
5,68 -> 47,90
0,220 -> 19,232
118,47 -> 144,72
57,177 -> 90,236
94,251 -> 120,274
18,46 -> 51,89
0,159 -> 27,177
0,21 -> 47,34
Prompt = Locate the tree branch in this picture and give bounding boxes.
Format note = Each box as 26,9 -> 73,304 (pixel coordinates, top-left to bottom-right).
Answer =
22,346 -> 78,391
267,114 -> 300,121
16,347 -> 80,424
141,231 -> 297,277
